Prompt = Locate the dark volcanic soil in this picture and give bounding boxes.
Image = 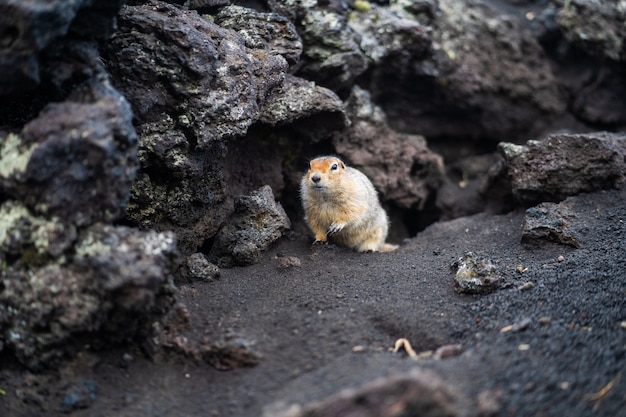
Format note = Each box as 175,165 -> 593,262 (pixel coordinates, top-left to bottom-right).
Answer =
2,188 -> 625,417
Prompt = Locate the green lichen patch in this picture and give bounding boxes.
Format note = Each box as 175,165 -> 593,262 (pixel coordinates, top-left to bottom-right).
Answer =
0,201 -> 77,261
0,133 -> 37,181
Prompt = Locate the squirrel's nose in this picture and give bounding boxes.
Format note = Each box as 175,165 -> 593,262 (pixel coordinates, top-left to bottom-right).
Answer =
311,174 -> 321,183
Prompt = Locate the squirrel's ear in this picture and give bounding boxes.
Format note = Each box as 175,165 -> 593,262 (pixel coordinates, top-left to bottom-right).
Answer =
339,161 -> 345,169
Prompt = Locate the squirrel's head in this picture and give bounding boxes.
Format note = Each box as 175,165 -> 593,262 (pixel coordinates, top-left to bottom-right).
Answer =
304,156 -> 346,190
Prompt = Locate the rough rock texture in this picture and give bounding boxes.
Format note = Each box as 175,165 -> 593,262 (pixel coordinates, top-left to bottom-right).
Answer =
548,0 -> 626,128
215,5 -> 303,67
556,0 -> 626,62
530,1 -> 626,130
333,86 -> 444,210
265,369 -> 463,417
0,78 -> 137,227
522,202 -> 582,248
499,131 -> 626,203
364,0 -> 567,142
268,0 -> 368,91
105,1 -> 285,145
0,0 -> 180,370
451,251 -> 501,294
0,220 -> 177,368
103,0 -> 281,255
258,75 -> 348,141
0,201 -> 76,262
185,252 -> 221,282
348,1 -> 432,68
0,0 -> 125,96
210,185 -> 291,267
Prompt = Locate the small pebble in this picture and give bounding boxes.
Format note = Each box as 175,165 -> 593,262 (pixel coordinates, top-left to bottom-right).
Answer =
60,380 -> 98,413
277,256 -> 302,269
518,282 -> 534,291
119,352 -> 134,369
538,317 -> 551,326
477,390 -> 502,415
501,317 -> 532,333
557,255 -> 565,262
187,253 -> 220,281
352,345 -> 366,353
518,344 -> 530,351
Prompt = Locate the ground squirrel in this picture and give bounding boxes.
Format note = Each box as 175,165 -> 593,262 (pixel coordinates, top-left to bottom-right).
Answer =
300,156 -> 398,252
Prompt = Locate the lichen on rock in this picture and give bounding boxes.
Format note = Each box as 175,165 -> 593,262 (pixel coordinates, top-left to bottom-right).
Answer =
0,133 -> 37,183
0,200 -> 77,261
0,78 -> 138,227
556,0 -> 626,62
451,251 -> 501,294
0,224 -> 178,368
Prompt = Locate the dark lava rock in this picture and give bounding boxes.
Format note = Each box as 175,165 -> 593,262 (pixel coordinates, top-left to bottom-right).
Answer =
265,368 -> 462,417
210,185 -> 291,267
0,224 -> 178,368
556,0 -> 626,62
268,0 -> 368,90
570,66 -> 626,127
451,251 -> 501,294
186,0 -> 230,10
0,200 -> 77,261
105,0 -> 284,145
365,0 -> 567,142
200,332 -> 263,371
499,131 -> 626,203
185,252 -> 221,282
215,5 -> 303,67
0,78 -> 137,227
333,86 -> 444,210
348,1 -> 432,66
104,0 -> 263,254
522,202 -> 582,248
277,255 -> 302,269
539,2 -> 626,128
60,380 -> 97,413
258,74 -> 348,142
0,0 -> 124,95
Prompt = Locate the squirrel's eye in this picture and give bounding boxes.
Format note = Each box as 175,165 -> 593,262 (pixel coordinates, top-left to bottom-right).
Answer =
331,163 -> 338,170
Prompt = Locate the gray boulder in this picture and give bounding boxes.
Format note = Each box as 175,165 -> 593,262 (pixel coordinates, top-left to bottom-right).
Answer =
210,186 -> 291,267
499,132 -> 626,203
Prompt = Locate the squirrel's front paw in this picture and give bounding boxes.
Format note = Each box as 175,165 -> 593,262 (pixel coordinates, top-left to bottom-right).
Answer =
327,222 -> 346,235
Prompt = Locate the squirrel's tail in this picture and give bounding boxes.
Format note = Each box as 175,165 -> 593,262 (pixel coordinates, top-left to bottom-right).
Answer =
381,243 -> 399,252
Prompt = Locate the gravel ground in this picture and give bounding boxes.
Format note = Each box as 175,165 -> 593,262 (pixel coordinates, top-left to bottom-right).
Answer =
1,188 -> 624,416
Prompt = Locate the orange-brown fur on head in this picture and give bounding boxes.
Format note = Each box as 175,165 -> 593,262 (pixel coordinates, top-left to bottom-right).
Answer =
303,156 -> 347,194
